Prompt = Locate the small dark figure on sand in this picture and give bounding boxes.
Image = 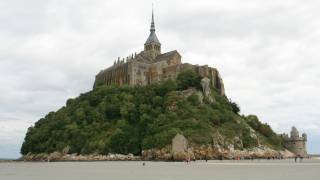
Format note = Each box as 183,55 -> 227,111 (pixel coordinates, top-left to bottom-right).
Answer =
218,155 -> 223,161
300,156 -> 303,163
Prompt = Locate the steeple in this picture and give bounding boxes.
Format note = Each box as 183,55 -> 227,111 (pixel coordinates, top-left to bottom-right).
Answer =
144,6 -> 161,59
150,7 -> 155,32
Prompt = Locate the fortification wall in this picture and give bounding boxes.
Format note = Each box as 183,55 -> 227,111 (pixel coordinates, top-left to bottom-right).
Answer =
284,140 -> 306,157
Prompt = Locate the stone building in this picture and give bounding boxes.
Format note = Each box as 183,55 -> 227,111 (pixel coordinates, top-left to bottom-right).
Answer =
282,126 -> 307,157
93,10 -> 225,96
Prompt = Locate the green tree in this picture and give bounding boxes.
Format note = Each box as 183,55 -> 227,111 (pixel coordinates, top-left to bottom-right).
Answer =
229,99 -> 240,114
176,70 -> 201,90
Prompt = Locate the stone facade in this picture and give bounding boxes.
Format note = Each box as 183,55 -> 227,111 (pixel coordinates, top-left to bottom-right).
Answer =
281,126 -> 307,157
93,10 -> 225,96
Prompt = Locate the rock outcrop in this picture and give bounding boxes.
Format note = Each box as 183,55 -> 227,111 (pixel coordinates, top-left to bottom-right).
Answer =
201,77 -> 214,103
22,152 -> 141,162
21,145 -> 295,162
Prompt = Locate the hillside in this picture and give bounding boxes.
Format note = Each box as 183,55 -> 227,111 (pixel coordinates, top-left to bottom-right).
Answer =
21,70 -> 284,160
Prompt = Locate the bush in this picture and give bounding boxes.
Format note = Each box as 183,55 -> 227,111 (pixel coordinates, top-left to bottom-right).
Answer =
242,128 -> 258,148
259,123 -> 274,138
187,94 -> 200,106
245,115 -> 260,130
176,70 -> 201,90
228,99 -> 240,114
269,134 -> 283,148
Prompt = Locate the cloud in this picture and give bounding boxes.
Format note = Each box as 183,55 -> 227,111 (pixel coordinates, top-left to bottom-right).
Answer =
0,0 -> 319,158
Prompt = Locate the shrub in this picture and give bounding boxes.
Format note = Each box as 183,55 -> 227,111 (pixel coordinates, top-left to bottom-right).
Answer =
242,128 -> 258,148
228,99 -> 240,114
176,70 -> 201,90
187,94 -> 200,106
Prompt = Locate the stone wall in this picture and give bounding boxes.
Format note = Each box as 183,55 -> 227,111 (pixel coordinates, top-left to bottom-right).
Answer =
284,139 -> 306,157
93,50 -> 225,96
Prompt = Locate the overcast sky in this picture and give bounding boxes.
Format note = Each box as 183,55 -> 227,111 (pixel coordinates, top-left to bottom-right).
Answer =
1,0 -> 319,158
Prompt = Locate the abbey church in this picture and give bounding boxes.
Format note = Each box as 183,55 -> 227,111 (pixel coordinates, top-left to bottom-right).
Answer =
94,10 -> 225,96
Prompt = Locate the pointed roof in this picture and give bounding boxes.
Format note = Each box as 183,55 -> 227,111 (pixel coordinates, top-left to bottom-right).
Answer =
291,126 -> 299,139
145,7 -> 161,45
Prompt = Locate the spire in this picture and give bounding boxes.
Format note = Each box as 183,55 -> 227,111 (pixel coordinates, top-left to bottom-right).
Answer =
144,5 -> 161,59
150,5 -> 155,32
145,5 -> 160,45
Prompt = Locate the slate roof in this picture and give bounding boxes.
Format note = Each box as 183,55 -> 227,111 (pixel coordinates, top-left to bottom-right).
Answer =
145,31 -> 160,45
156,50 -> 180,59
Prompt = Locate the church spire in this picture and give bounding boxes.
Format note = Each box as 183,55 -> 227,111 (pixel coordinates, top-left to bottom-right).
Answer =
150,6 -> 155,32
145,6 -> 160,45
144,5 -> 161,59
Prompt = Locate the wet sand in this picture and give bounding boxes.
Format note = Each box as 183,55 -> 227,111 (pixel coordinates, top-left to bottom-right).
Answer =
1,159 -> 319,180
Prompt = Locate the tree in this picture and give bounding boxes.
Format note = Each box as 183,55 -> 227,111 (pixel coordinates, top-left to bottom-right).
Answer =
259,123 -> 274,137
242,128 -> 258,148
229,99 -> 240,114
176,70 -> 201,90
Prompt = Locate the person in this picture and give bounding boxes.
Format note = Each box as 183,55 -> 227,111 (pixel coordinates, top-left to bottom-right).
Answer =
185,155 -> 190,163
300,156 -> 303,163
294,156 -> 297,163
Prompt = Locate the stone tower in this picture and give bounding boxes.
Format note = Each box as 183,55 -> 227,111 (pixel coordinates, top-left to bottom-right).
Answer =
282,126 -> 307,157
144,8 -> 161,60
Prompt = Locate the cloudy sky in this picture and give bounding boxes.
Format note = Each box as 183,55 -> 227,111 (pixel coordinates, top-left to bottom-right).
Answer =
1,0 -> 319,158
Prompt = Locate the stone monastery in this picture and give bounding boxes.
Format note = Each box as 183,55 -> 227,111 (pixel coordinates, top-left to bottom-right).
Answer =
94,10 -> 225,96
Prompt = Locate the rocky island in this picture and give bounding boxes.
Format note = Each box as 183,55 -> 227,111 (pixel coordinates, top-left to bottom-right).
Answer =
20,10 -> 306,161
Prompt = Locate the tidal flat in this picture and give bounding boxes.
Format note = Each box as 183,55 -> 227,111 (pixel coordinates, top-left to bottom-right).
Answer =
1,159 -> 320,180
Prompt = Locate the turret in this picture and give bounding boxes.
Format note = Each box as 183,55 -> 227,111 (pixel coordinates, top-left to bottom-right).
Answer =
283,126 -> 308,157
290,126 -> 299,140
302,133 -> 307,141
144,7 -> 161,59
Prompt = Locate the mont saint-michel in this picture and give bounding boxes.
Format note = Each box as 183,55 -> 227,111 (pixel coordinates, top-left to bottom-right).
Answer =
20,11 -> 308,162
93,11 -> 225,96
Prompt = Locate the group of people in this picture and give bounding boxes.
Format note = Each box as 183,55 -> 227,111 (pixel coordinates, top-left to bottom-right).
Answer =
294,155 -> 304,162
141,155 -> 306,165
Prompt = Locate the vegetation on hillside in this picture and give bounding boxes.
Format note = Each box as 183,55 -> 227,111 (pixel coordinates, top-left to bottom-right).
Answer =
21,70 -> 283,156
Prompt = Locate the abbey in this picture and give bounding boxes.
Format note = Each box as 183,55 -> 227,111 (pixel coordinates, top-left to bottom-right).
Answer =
94,10 -> 225,95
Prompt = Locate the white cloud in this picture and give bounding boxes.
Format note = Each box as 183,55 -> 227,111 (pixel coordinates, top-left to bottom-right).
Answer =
0,0 -> 319,157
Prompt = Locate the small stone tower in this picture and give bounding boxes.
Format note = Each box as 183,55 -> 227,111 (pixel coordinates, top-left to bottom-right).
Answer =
144,8 -> 161,60
282,126 -> 307,157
